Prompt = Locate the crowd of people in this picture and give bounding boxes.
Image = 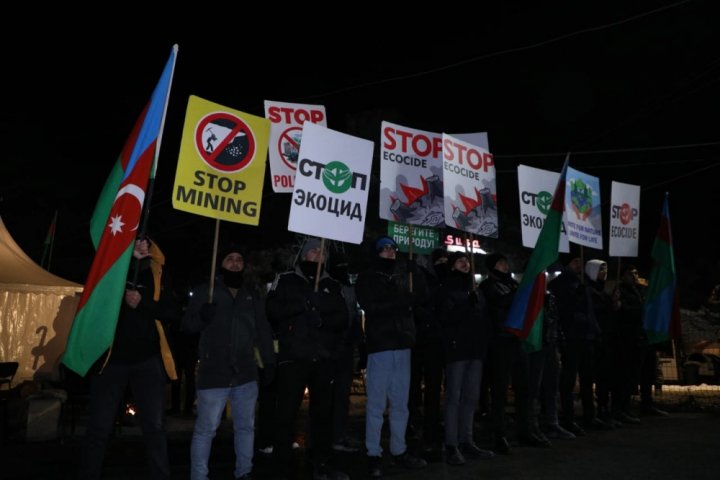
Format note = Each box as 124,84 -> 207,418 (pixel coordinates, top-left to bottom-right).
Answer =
76,235 -> 671,480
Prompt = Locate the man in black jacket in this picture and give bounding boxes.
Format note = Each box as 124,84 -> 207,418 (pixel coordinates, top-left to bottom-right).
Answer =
266,238 -> 350,480
183,243 -> 276,480
356,236 -> 427,477
481,252 -> 549,454
82,236 -> 177,479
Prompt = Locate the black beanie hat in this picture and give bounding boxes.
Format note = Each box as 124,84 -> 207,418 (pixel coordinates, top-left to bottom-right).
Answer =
448,251 -> 470,269
485,252 -> 508,271
431,248 -> 448,264
218,241 -> 245,264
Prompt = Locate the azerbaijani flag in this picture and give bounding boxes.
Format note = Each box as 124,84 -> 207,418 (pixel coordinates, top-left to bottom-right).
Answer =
63,46 -> 178,376
643,193 -> 682,344
505,155 -> 569,352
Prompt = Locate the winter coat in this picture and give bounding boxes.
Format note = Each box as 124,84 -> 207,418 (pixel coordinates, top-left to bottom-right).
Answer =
437,270 -> 490,362
183,278 -> 275,390
107,243 -> 177,380
479,268 -> 518,336
356,259 -> 417,354
266,267 -> 349,363
549,269 -> 601,341
616,281 -> 648,347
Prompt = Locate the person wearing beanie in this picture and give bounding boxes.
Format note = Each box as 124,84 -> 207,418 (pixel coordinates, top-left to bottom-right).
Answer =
407,252 -> 445,460
584,260 -> 621,428
437,251 -> 495,465
326,255 -> 364,453
480,251 -> 548,452
82,237 -> 178,479
356,236 -> 428,477
431,247 -> 448,265
266,238 -> 350,480
430,247 -> 449,283
614,265 -> 667,420
549,255 -> 606,435
183,244 -> 276,480
484,252 -> 508,273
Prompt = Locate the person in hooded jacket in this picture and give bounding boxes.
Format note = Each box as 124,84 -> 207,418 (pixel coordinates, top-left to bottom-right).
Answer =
407,249 -> 445,459
585,259 -> 622,428
480,252 -> 547,454
326,255 -> 363,453
82,236 -> 178,480
183,243 -> 276,480
437,251 -> 495,465
266,238 -> 350,480
549,256 -> 606,435
356,236 -> 428,478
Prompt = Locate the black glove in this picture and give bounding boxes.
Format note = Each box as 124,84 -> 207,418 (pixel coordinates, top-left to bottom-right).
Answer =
468,290 -> 480,306
200,302 -> 216,323
262,364 -> 276,386
398,291 -> 415,310
307,291 -> 324,311
308,310 -> 323,328
407,258 -> 418,275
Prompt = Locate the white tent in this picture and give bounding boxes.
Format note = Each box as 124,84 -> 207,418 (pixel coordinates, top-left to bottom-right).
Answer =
0,217 -> 83,385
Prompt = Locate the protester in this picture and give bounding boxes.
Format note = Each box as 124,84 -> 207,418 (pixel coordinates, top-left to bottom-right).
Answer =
408,249 -> 445,460
356,236 -> 428,477
327,255 -> 364,454
481,252 -> 548,454
266,238 -> 350,480
437,251 -> 495,465
549,256 -> 606,433
183,243 -> 276,480
81,236 -> 177,479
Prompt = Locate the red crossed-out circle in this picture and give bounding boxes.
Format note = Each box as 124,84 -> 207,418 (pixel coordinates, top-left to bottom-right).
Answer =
619,203 -> 634,225
195,112 -> 256,173
277,126 -> 302,170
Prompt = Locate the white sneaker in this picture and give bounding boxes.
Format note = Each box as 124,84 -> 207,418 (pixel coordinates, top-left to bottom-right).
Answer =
258,445 -> 274,454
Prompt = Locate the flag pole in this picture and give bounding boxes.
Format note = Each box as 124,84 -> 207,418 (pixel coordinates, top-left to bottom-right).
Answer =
131,44 -> 179,286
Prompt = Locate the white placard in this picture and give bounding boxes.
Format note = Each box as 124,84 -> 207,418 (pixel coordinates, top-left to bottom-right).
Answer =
288,123 -> 374,244
517,165 -> 570,252
609,180 -> 640,257
264,100 -> 327,193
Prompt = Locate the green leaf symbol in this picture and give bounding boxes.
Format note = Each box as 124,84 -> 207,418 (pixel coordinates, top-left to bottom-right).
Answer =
322,161 -> 352,194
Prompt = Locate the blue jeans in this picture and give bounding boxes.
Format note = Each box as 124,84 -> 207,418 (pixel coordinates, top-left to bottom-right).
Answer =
365,349 -> 411,457
191,381 -> 258,480
444,359 -> 482,446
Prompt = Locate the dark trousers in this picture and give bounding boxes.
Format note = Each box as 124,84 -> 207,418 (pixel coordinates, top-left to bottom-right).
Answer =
170,345 -> 197,414
488,335 -> 530,437
595,339 -> 618,413
409,341 -> 444,446
332,344 -> 356,443
614,339 -> 644,414
273,359 -> 334,471
256,367 -> 278,450
559,339 -> 596,422
640,346 -> 658,406
81,356 -> 169,480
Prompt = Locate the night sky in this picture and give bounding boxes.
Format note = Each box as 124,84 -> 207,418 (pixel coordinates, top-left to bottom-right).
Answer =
1,2 -> 718,306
